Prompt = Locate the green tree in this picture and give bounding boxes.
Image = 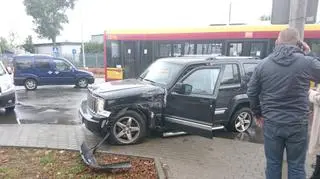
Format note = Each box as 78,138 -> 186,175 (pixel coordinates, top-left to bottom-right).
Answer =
83,42 -> 104,53
8,32 -> 19,49
0,37 -> 10,54
22,35 -> 35,53
23,0 -> 76,45
259,15 -> 271,21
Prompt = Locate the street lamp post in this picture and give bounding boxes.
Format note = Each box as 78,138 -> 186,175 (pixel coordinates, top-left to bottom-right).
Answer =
80,2 -> 86,68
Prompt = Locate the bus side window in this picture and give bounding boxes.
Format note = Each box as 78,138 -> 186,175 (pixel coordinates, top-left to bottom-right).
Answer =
311,40 -> 320,57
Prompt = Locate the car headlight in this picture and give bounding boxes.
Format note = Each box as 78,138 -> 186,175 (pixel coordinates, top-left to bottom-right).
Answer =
96,98 -> 105,113
95,98 -> 112,117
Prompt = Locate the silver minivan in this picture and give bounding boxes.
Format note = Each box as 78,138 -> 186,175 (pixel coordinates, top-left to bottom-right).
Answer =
0,61 -> 16,112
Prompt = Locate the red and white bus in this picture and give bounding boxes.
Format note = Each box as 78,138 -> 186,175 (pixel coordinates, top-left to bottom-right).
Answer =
103,24 -> 320,81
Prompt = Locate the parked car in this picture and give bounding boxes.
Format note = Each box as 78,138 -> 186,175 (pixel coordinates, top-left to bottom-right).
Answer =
0,60 -> 16,112
79,55 -> 261,145
13,54 -> 95,90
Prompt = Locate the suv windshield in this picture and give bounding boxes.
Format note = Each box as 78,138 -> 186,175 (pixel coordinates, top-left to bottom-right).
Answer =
0,62 -> 6,76
139,60 -> 183,86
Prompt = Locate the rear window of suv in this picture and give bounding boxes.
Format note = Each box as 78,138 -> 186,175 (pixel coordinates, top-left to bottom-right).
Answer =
243,63 -> 258,76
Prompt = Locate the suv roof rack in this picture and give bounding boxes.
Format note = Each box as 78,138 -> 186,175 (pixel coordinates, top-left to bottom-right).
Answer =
178,54 -> 223,57
212,56 -> 261,60
177,55 -> 260,60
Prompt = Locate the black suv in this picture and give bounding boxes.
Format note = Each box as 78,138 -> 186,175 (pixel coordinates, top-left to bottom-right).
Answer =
79,55 -> 260,145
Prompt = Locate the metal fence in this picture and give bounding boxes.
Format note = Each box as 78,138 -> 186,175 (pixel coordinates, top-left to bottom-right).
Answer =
61,53 -> 104,68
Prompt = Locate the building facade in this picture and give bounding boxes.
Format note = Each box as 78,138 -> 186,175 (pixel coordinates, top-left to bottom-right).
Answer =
34,42 -> 82,62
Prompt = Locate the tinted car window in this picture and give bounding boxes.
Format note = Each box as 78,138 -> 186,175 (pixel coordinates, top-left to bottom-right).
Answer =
15,58 -> 33,70
54,59 -> 71,71
243,63 -> 258,76
221,64 -> 240,85
35,59 -> 51,70
140,61 -> 183,86
182,68 -> 220,95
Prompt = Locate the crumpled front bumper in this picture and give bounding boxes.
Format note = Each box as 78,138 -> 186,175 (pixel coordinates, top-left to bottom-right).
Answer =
79,100 -> 111,136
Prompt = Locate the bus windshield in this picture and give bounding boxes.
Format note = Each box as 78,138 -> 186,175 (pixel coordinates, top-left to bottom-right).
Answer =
139,60 -> 183,87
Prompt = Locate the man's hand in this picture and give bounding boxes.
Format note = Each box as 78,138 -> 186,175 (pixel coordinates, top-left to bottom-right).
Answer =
255,116 -> 264,128
301,41 -> 311,54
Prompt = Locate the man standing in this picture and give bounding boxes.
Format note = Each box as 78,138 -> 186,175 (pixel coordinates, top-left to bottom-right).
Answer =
247,28 -> 320,179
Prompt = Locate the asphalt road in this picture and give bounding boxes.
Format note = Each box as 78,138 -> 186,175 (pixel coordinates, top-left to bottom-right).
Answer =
0,79 -> 264,144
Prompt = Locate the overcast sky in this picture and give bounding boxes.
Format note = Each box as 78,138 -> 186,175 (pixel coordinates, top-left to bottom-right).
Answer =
0,0 -> 319,44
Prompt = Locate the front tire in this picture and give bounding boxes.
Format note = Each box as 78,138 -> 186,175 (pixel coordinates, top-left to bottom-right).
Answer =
5,106 -> 15,113
109,110 -> 147,145
24,78 -> 37,90
228,107 -> 253,133
77,78 -> 88,88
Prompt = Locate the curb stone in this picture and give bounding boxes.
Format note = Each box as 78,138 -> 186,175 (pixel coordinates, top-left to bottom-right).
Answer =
154,158 -> 167,179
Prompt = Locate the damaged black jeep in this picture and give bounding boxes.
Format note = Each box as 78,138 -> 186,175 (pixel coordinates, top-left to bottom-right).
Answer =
79,55 -> 260,145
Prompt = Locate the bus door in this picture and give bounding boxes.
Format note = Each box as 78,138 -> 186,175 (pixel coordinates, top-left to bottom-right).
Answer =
226,41 -> 245,56
140,41 -> 153,74
123,41 -> 137,78
249,41 -> 268,58
226,40 -> 269,58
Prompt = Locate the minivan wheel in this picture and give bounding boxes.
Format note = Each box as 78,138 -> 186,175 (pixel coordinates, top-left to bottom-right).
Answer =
229,107 -> 253,133
24,78 -> 37,90
5,106 -> 15,113
109,111 -> 147,145
77,78 -> 88,88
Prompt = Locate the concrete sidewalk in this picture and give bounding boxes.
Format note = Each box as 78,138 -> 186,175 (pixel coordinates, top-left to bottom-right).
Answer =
0,124 -> 316,179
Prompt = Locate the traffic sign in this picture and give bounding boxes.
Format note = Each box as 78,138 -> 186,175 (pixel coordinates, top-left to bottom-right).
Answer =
271,0 -> 318,24
53,47 -> 58,53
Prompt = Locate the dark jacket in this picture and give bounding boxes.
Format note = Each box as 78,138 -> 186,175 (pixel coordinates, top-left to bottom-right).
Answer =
247,45 -> 320,125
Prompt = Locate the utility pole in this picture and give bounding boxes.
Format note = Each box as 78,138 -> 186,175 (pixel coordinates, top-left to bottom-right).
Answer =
80,1 -> 86,68
289,0 -> 308,39
227,1 -> 232,25
280,2 -> 309,178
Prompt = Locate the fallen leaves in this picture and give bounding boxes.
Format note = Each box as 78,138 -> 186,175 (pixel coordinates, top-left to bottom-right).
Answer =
0,154 -> 9,164
0,147 -> 157,179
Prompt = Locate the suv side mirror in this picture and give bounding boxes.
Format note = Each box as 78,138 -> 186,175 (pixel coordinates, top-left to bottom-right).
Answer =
173,83 -> 192,95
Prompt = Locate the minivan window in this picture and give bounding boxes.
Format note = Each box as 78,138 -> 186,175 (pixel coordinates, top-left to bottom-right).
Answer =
54,59 -> 72,71
15,58 -> 33,70
35,59 -> 51,69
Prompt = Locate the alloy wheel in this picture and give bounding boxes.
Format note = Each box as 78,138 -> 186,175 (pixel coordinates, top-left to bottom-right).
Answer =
113,116 -> 141,144
25,79 -> 36,90
234,111 -> 252,132
78,78 -> 88,88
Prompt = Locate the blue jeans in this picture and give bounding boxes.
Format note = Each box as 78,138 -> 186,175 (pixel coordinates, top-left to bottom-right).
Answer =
263,121 -> 308,179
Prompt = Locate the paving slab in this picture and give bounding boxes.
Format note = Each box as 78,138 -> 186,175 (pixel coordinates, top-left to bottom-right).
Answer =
0,124 -> 316,179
